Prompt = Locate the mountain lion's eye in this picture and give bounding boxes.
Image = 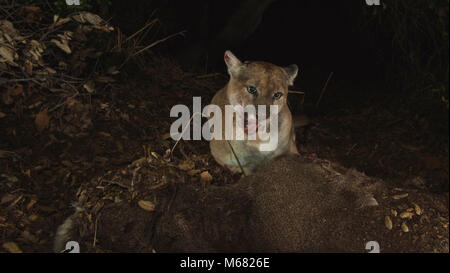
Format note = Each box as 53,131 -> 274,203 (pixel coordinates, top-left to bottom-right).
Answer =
246,86 -> 257,94
273,92 -> 283,100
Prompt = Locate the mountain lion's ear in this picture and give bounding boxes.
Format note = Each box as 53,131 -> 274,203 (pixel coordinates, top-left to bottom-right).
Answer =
224,50 -> 242,77
283,64 -> 299,86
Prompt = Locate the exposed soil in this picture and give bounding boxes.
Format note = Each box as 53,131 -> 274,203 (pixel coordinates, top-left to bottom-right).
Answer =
150,156 -> 448,253
50,155 -> 449,253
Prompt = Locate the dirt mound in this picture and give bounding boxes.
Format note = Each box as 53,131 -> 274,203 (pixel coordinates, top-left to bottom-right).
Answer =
54,155 -> 449,253
240,156 -> 449,252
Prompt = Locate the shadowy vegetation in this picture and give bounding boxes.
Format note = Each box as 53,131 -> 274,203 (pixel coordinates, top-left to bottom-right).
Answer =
359,0 -> 449,108
15,0 -> 110,15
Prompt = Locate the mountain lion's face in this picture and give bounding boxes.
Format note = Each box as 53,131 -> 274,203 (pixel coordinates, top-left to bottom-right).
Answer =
228,61 -> 291,112
223,51 -> 298,134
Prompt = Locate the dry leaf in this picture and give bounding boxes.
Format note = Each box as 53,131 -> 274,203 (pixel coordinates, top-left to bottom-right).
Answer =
24,59 -> 33,75
46,67 -> 56,74
392,193 -> 408,200
55,17 -> 71,27
107,66 -> 119,75
178,160 -> 195,171
385,216 -> 393,230
35,108 -> 50,132
400,211 -> 415,219
0,20 -> 23,40
0,44 -> 18,65
72,12 -> 114,32
161,133 -> 172,140
95,76 -> 115,83
200,171 -> 213,185
401,222 -> 409,233
20,6 -> 43,22
73,12 -> 104,25
138,200 -> 155,212
51,38 -> 71,54
412,203 -> 423,215
1,174 -> 18,182
98,132 -> 111,137
187,169 -> 201,176
26,199 -> 37,210
22,6 -> 42,13
83,80 -> 95,93
2,242 -> 22,253
1,194 -> 16,205
10,84 -> 24,96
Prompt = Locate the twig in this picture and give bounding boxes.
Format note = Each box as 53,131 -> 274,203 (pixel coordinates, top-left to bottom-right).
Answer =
123,17 -> 158,44
195,73 -> 222,79
133,12 -> 158,46
385,118 -> 403,128
316,72 -> 334,108
166,183 -> 178,212
0,78 -> 38,84
132,31 -> 186,57
131,166 -> 141,193
204,52 -> 208,74
346,143 -> 358,156
0,150 -> 22,161
169,111 -> 202,157
288,90 -> 305,94
226,140 -> 246,176
102,179 -> 130,189
49,92 -> 79,112
39,22 -> 66,43
93,214 -> 100,247
135,31 -> 182,56
149,179 -> 168,190
48,79 -> 80,112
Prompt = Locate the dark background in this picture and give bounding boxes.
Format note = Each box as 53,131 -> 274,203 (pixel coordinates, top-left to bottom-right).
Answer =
108,0 -> 448,112
112,0 -> 381,80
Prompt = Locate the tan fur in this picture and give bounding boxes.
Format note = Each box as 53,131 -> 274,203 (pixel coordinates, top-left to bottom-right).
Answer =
209,51 -> 299,174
